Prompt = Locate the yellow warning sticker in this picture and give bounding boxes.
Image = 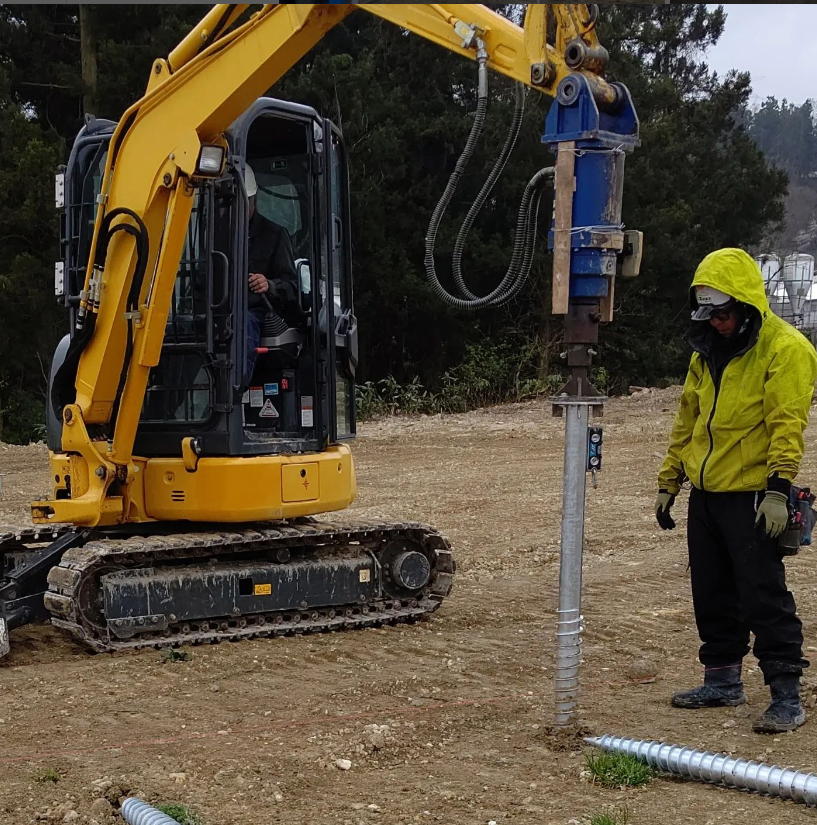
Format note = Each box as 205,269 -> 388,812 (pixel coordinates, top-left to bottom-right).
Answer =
359,569 -> 371,583
254,583 -> 272,596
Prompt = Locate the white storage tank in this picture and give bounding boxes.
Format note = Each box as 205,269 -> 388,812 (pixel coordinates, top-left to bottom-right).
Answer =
782,253 -> 814,320
755,253 -> 782,297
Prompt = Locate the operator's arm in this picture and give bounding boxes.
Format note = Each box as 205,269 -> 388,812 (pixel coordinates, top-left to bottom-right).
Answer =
658,356 -> 702,495
763,336 -> 817,486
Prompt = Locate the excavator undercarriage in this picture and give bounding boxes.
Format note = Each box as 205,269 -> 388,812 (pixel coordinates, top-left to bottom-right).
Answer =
1,519 -> 454,654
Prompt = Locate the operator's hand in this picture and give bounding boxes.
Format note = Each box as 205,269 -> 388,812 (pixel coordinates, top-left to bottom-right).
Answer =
655,489 -> 676,530
249,273 -> 270,294
756,490 -> 789,538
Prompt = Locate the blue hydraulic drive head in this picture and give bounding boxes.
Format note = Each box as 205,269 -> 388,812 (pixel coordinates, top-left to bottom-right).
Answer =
543,74 -> 640,400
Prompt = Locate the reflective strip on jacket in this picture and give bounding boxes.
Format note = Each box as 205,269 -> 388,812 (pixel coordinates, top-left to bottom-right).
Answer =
658,248 -> 817,495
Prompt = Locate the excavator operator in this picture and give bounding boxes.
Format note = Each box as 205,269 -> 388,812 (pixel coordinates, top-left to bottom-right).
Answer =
244,162 -> 301,385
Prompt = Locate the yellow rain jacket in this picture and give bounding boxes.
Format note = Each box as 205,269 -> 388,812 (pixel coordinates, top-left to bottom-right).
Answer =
658,248 -> 817,495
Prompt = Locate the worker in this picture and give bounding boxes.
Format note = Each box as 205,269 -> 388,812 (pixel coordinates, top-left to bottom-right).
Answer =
655,247 -> 817,734
244,162 -> 301,385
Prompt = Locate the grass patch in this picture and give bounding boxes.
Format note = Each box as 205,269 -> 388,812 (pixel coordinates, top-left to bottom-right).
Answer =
587,805 -> 630,825
156,802 -> 202,825
32,766 -> 62,784
161,648 -> 192,664
585,750 -> 656,788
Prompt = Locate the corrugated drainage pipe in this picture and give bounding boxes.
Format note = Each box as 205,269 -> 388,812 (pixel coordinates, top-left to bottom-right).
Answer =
586,734 -> 817,806
121,798 -> 182,825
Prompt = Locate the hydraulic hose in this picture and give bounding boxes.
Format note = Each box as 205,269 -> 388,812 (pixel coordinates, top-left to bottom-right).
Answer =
52,208 -> 149,421
424,46 -> 554,310
451,81 -> 526,301
423,56 -> 489,307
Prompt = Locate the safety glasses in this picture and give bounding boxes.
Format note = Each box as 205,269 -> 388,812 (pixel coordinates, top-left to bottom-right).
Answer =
709,304 -> 737,322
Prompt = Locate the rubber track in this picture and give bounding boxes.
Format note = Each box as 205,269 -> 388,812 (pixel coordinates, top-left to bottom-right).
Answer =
42,519 -> 455,653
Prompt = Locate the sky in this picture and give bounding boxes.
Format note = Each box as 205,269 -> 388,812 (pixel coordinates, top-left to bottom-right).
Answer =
705,5 -> 816,106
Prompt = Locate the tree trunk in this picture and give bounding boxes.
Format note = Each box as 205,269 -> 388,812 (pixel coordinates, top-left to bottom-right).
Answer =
79,5 -> 98,117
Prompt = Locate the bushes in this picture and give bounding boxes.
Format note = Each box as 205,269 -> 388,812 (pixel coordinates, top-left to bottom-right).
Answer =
0,386 -> 46,445
356,339 -> 564,419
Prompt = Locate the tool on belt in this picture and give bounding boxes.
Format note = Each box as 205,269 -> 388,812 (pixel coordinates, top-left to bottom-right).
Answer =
778,486 -> 816,556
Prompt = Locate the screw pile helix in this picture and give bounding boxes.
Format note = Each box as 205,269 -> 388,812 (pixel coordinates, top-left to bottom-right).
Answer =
586,734 -> 817,806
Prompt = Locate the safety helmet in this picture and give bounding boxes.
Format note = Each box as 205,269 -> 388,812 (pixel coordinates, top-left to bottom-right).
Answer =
691,285 -> 736,321
244,163 -> 258,197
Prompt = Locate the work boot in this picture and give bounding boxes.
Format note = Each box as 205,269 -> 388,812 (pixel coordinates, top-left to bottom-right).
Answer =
671,664 -> 746,709
752,674 -> 806,733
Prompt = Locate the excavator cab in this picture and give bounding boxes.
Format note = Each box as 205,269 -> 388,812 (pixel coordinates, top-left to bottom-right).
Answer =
50,98 -> 357,461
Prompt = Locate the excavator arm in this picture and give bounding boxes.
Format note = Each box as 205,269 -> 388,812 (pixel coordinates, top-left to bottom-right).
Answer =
34,3 -> 637,527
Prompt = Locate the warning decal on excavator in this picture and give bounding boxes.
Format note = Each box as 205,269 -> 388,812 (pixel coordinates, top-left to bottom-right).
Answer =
254,583 -> 272,596
301,396 -> 314,427
259,399 -> 279,418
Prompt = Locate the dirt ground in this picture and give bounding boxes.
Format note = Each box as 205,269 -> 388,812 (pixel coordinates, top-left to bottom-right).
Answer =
4,388 -> 817,824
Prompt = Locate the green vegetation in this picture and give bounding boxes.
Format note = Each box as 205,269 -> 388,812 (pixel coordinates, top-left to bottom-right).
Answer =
586,806 -> 630,825
356,339 -> 564,419
156,802 -> 202,825
585,749 -> 657,788
32,766 -> 62,784
160,648 -> 192,664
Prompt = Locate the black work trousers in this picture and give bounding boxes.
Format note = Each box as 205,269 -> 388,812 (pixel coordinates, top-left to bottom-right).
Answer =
687,487 -> 808,683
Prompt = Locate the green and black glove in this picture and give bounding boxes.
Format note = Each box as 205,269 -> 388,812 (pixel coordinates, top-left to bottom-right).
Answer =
655,489 -> 676,530
756,492 -> 789,538
756,475 -> 792,539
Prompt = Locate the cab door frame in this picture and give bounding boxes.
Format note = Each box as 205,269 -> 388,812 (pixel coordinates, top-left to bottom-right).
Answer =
324,120 -> 357,443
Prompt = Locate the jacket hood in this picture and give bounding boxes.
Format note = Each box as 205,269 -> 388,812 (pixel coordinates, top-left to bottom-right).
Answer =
689,248 -> 770,316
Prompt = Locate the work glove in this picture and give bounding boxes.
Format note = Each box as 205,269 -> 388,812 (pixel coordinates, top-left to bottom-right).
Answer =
756,490 -> 790,539
655,489 -> 676,530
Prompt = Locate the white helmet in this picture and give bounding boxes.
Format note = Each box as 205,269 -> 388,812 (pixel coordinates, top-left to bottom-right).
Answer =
244,163 -> 257,197
692,285 -> 735,320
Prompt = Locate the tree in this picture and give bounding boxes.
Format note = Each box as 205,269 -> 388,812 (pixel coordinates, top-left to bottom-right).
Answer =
743,97 -> 817,257
78,5 -> 98,116
0,5 -> 205,441
0,69 -> 63,441
748,98 -> 817,180
0,3 -> 791,440
592,4 -> 787,389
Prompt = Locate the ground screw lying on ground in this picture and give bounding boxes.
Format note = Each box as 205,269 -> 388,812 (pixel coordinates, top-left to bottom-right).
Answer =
121,798 -> 182,825
586,733 -> 817,806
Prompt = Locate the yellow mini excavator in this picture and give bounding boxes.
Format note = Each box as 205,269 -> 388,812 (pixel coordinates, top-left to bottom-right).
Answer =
0,4 -> 639,658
